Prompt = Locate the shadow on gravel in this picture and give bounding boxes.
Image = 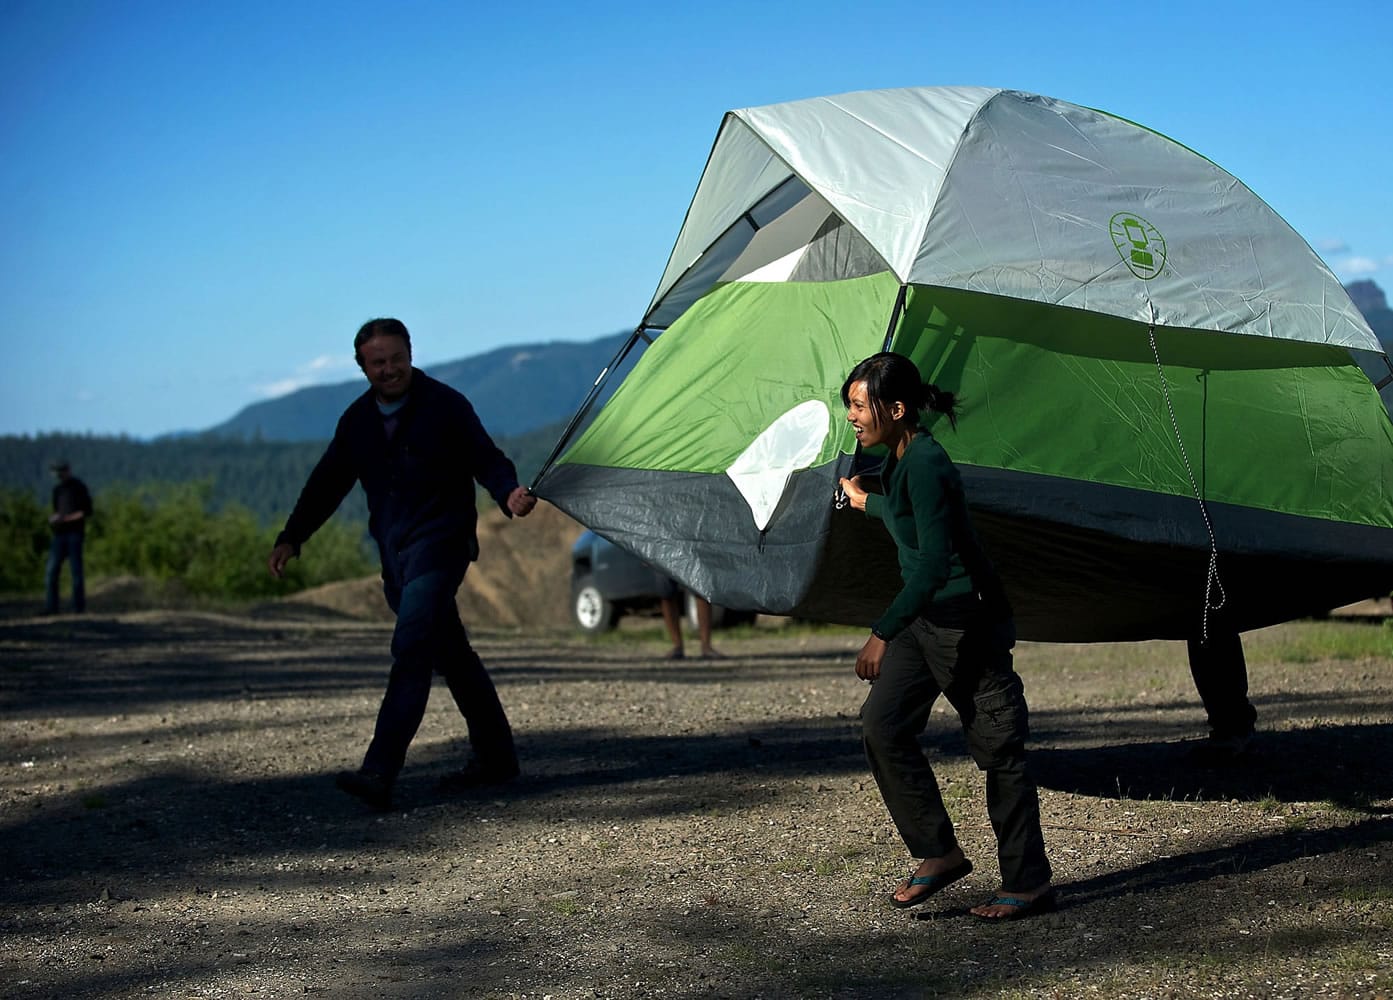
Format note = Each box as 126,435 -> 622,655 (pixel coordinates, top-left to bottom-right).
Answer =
0,715 -> 871,901
1050,813 -> 1393,906
1030,723 -> 1393,811
8,712 -> 1390,897
0,616 -> 851,719
5,612 -> 1391,999
0,617 -> 386,715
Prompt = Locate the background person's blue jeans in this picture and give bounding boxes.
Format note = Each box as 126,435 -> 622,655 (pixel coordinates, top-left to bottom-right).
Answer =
360,568 -> 516,781
45,533 -> 85,613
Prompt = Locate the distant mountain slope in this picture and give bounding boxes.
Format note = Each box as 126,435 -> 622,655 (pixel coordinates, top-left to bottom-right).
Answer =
1346,279 -> 1393,353
207,331 -> 630,442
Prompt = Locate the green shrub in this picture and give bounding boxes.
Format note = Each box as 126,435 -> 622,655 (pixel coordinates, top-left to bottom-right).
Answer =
4,478 -> 379,600
0,488 -> 50,592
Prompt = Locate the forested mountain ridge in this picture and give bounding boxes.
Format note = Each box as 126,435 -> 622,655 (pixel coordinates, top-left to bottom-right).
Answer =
1,329 -> 624,522
205,330 -> 630,442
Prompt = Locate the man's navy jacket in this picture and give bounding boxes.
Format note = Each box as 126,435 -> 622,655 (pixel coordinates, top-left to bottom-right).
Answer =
276,369 -> 521,584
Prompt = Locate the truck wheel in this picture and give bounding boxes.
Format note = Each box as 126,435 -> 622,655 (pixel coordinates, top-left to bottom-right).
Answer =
573,576 -> 617,634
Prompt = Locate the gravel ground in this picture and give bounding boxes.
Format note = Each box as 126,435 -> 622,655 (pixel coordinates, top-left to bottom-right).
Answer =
1,608 -> 1391,999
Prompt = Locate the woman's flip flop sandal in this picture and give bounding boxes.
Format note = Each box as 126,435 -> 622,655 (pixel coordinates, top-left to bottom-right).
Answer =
972,887 -> 1058,920
889,859 -> 974,909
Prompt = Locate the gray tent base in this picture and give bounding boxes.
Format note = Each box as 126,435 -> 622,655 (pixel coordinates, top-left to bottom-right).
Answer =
538,461 -> 839,616
538,463 -> 1393,643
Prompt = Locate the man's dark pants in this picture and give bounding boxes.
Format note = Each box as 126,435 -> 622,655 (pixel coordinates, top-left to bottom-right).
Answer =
861,616 -> 1051,893
45,533 -> 85,614
1187,630 -> 1257,739
361,567 -> 516,781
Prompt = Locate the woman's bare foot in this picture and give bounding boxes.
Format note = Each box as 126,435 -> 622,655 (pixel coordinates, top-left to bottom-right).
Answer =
890,846 -> 971,907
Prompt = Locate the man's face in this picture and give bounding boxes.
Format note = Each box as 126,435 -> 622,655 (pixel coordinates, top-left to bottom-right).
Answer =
358,334 -> 413,402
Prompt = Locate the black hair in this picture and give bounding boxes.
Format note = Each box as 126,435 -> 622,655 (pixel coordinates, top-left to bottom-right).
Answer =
840,351 -> 958,430
354,318 -> 412,365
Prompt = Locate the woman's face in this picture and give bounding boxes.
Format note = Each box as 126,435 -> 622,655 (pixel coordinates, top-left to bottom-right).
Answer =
845,379 -> 901,449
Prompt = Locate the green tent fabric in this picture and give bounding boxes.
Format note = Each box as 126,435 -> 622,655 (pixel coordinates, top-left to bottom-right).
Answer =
535,86 -> 1393,641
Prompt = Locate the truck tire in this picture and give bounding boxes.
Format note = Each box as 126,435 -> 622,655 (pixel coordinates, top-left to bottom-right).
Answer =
572,575 -> 618,634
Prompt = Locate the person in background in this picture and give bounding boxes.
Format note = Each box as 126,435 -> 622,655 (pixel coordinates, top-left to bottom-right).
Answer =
658,579 -> 721,660
268,317 -> 536,812
45,459 -> 92,615
837,352 -> 1054,921
1186,628 -> 1258,764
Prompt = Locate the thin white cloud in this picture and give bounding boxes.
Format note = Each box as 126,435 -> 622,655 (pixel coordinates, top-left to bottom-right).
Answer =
305,354 -> 353,372
1337,256 -> 1381,277
74,389 -> 95,402
1318,238 -> 1350,254
257,377 -> 312,398
255,353 -> 357,397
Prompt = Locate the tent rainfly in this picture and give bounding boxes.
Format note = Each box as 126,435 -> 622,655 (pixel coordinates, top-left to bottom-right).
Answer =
533,86 -> 1393,641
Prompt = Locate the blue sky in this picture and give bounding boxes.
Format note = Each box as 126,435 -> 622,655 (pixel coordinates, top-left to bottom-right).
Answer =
2,0 -> 1389,438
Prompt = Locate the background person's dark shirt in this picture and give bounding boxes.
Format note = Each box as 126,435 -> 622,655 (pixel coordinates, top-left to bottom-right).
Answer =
52,477 -> 93,536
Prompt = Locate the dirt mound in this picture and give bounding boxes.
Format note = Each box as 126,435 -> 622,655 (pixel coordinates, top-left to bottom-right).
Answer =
459,501 -> 583,629
281,501 -> 585,629
1330,595 -> 1393,617
274,576 -> 394,622
83,575 -> 201,612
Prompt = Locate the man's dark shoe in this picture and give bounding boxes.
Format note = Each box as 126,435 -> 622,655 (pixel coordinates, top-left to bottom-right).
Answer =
335,769 -> 393,811
1185,731 -> 1254,767
436,758 -> 520,793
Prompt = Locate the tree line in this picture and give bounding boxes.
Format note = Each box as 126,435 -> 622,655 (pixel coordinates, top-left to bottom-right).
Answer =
0,421 -> 571,598
0,480 -> 374,598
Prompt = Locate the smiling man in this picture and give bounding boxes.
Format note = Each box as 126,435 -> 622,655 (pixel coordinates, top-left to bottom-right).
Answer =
268,317 -> 537,811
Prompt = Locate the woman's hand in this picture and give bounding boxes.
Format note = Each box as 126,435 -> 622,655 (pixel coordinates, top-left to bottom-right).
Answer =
838,476 -> 869,512
855,633 -> 887,681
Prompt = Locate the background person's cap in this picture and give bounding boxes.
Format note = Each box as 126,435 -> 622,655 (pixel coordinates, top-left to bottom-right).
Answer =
49,458 -> 70,471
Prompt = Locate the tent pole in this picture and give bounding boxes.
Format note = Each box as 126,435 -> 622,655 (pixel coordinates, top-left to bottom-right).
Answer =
1373,354 -> 1393,392
879,284 -> 909,351
527,326 -> 651,491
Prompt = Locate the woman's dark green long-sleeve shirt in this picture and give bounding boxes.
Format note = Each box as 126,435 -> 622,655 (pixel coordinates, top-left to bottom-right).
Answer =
862,432 -> 1010,640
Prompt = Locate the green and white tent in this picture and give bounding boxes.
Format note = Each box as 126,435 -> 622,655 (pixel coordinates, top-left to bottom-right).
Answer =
534,86 -> 1393,641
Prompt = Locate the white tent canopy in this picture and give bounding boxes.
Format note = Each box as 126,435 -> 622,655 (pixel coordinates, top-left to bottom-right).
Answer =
644,86 -> 1378,353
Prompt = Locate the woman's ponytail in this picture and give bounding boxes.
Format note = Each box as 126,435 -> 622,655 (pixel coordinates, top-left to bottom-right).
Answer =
841,351 -> 960,431
923,382 -> 959,430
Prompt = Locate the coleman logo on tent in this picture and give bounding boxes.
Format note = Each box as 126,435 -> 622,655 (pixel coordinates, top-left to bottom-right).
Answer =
1110,212 -> 1167,279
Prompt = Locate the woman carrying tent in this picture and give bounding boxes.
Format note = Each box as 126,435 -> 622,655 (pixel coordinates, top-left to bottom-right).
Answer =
837,352 -> 1055,920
